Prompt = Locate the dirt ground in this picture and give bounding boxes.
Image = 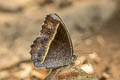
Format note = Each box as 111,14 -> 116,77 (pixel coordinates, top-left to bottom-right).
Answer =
0,0 -> 120,80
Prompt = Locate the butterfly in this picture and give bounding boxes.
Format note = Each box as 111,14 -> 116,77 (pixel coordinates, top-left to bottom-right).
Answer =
30,13 -> 76,69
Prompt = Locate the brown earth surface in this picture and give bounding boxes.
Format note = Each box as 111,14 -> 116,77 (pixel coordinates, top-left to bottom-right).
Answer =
0,0 -> 120,80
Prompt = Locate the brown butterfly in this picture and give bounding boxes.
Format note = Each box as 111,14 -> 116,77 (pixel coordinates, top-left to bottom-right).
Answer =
30,13 -> 76,69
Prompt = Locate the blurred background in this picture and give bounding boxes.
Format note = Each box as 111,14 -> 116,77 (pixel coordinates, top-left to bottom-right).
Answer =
0,0 -> 120,80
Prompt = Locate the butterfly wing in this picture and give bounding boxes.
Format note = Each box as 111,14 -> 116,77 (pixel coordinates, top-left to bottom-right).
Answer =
30,13 -> 75,69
